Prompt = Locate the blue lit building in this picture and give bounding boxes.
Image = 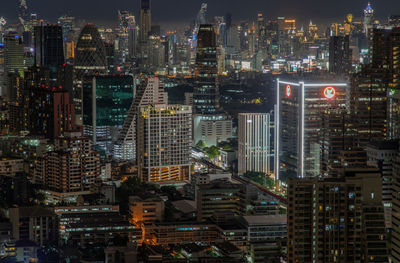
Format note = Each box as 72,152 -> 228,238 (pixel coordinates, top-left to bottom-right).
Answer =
83,75 -> 134,154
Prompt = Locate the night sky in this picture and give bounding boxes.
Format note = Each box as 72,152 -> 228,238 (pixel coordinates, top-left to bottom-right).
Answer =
1,0 -> 399,26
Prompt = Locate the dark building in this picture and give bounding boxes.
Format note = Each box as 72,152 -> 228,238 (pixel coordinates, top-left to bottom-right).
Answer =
287,169 -> 388,263
74,24 -> 107,78
139,0 -> 151,42
329,35 -> 351,74
34,24 -> 65,74
193,24 -> 219,115
22,67 -> 75,139
9,206 -> 59,247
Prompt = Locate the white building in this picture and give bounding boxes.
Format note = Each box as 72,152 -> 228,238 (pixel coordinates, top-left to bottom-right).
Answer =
238,113 -> 273,175
193,114 -> 233,147
137,104 -> 192,183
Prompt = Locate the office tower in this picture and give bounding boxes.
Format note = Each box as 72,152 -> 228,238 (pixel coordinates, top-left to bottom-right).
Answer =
350,69 -> 388,146
366,140 -> 399,230
34,24 -> 65,73
74,24 -> 107,78
9,206 -> 58,247
392,149 -> 400,262
193,24 -> 219,114
18,0 -> 29,28
115,77 -> 168,161
287,169 -> 387,263
22,67 -> 75,139
238,113 -> 273,175
139,0 -> 151,42
128,19 -> 138,60
35,131 -> 100,193
57,15 -> 75,40
196,181 -> 246,221
83,75 -> 134,154
104,42 -> 115,74
275,79 -> 348,180
3,32 -> 24,100
329,35 -> 351,74
137,104 -> 192,182
364,2 -> 374,37
320,109 -> 356,177
193,25 -> 233,146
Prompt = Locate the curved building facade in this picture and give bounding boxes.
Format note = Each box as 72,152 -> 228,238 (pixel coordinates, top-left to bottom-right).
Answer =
75,24 -> 107,78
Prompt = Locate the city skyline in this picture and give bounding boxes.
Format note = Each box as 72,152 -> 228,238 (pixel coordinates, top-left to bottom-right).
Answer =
1,0 -> 399,26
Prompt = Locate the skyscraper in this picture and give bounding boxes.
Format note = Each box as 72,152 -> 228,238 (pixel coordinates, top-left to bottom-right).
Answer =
193,25 -> 233,146
193,24 -> 219,114
83,75 -> 134,153
114,77 -> 168,161
288,169 -> 387,263
34,24 -> 65,73
137,104 -> 192,182
74,24 -> 107,78
139,0 -> 151,43
238,113 -> 273,176
364,2 -> 374,37
3,32 -> 24,101
276,79 -> 348,179
22,67 -> 75,139
329,35 -> 351,74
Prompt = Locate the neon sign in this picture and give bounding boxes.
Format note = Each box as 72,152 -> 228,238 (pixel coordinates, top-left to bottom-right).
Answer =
286,85 -> 292,98
323,86 -> 336,99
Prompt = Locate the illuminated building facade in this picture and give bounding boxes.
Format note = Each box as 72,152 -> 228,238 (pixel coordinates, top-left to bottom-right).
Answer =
137,104 -> 192,183
287,169 -> 387,263
139,0 -> 151,43
114,77 -> 168,161
74,24 -> 107,78
196,181 -> 246,221
82,75 -> 134,153
238,113 -> 273,175
275,79 -> 348,179
35,132 -> 100,193
3,32 -> 24,100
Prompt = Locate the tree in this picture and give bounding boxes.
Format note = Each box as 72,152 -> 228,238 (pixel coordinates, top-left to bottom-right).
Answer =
205,146 -> 220,159
196,140 -> 206,149
243,171 -> 275,189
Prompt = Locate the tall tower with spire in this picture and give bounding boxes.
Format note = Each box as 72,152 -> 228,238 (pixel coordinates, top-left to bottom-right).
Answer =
364,1 -> 374,37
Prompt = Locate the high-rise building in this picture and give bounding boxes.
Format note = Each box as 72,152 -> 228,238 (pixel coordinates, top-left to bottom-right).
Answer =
329,35 -> 351,74
74,24 -> 107,78
392,148 -> 400,262
275,79 -> 348,179
83,75 -> 134,154
193,25 -> 233,146
238,113 -> 273,175
137,104 -> 192,182
22,67 -> 75,139
364,2 -> 374,37
34,24 -> 65,73
114,77 -> 168,161
287,169 -> 387,263
139,0 -> 151,43
366,140 -> 399,230
57,15 -> 75,40
193,24 -> 219,115
320,109 -> 356,177
3,32 -> 24,100
35,131 -> 101,193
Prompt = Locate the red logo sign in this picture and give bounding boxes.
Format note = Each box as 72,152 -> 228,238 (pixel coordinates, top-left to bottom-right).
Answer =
323,86 -> 336,99
286,85 -> 292,98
